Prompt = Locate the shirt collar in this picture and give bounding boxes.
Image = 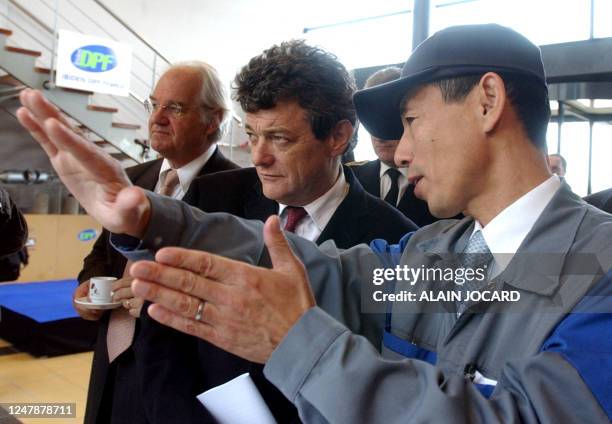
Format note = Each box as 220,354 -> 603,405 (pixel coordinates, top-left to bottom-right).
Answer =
158,145 -> 216,193
278,166 -> 349,233
379,162 -> 409,179
473,175 -> 562,273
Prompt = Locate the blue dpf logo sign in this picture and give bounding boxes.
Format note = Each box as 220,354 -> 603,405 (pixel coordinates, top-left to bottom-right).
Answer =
71,45 -> 117,72
78,229 -> 98,242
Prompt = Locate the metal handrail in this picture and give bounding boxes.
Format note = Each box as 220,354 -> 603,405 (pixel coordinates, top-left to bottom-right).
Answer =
6,0 -> 171,102
0,8 -> 52,53
8,0 -> 52,34
93,0 -> 171,65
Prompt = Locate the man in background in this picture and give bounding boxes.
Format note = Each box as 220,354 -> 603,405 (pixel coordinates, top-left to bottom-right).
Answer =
548,152 -> 567,177
350,67 -> 438,226
138,40 -> 416,423
585,187 -> 612,213
75,61 -> 238,424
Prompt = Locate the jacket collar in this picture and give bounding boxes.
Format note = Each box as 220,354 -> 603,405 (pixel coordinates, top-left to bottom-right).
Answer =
413,184 -> 587,296
316,165 -> 371,245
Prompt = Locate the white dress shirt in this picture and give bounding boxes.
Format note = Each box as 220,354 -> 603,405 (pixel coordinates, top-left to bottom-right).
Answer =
379,162 -> 409,205
472,175 -> 562,278
154,145 -> 216,200
278,168 -> 349,242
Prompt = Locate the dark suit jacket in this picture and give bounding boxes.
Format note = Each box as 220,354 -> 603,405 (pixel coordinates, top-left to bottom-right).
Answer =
137,166 -> 417,423
584,188 -> 612,214
79,148 -> 238,424
349,159 -> 440,227
0,188 -> 27,258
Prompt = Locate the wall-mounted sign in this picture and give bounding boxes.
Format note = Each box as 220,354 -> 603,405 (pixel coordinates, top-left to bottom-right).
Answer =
77,229 -> 98,242
56,30 -> 133,96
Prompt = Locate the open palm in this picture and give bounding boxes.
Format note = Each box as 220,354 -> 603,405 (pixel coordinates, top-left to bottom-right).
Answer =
17,89 -> 149,236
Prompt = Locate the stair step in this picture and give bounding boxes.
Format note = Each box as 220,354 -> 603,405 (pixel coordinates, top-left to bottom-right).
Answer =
112,122 -> 141,130
5,46 -> 42,57
34,66 -> 51,74
0,74 -> 22,86
87,105 -> 118,113
94,140 -> 109,146
0,28 -> 12,36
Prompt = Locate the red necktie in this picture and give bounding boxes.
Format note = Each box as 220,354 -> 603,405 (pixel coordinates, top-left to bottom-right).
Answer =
283,206 -> 307,233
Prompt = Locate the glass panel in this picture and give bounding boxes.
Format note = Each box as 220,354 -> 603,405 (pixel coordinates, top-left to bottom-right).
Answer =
305,11 -> 412,69
303,0 -> 411,25
591,123 -> 612,193
354,124 -> 378,161
593,0 -> 612,38
593,100 -> 612,108
546,122 -> 559,154
559,122 -> 590,196
430,0 -> 591,45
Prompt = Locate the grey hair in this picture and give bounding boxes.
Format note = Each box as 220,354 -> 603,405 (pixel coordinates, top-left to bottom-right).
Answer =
164,60 -> 230,143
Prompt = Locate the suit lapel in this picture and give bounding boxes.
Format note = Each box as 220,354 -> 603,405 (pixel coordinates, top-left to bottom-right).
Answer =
199,147 -> 238,176
244,174 -> 279,221
361,160 -> 382,197
316,166 -> 369,246
131,159 -> 163,191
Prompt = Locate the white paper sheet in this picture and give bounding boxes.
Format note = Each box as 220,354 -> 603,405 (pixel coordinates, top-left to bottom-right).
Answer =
197,373 -> 277,424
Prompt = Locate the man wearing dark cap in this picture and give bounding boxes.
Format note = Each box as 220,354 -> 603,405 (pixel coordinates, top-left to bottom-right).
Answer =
17,24 -> 612,423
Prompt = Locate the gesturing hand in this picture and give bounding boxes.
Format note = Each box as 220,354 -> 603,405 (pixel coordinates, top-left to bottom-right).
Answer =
16,89 -> 151,237
131,216 -> 316,363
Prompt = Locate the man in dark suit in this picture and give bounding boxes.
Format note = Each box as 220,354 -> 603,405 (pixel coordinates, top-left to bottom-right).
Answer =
74,62 -> 238,424
350,67 -> 438,227
584,187 -> 612,213
136,41 -> 416,423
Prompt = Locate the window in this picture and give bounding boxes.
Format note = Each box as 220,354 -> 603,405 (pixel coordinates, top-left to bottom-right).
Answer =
591,123 -> 612,193
304,1 -> 413,69
593,0 -> 612,38
430,0 -> 591,45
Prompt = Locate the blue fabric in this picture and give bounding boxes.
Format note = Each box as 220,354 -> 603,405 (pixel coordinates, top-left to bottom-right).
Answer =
369,232 -> 414,269
0,279 -> 79,323
383,330 -> 437,365
370,233 -> 415,328
474,383 -> 495,398
541,269 -> 612,420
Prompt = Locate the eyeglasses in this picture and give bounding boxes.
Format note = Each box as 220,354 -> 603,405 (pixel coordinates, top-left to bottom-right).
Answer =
144,98 -> 200,118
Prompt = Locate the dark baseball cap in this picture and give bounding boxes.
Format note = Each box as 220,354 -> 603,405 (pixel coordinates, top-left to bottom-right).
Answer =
354,24 -> 547,140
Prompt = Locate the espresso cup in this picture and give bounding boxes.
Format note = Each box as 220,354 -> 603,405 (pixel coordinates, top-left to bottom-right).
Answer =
89,276 -> 117,303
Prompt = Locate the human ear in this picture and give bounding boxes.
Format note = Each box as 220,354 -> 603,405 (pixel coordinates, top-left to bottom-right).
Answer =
478,72 -> 506,133
204,111 -> 222,136
329,119 -> 354,156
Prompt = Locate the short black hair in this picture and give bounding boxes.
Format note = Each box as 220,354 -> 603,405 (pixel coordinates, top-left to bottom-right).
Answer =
233,40 -> 356,140
431,73 -> 550,149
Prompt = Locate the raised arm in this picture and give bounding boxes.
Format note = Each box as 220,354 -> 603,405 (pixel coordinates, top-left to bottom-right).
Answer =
17,89 -> 150,237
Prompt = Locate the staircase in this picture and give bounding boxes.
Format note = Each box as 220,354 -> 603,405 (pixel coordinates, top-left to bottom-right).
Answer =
0,26 -> 151,163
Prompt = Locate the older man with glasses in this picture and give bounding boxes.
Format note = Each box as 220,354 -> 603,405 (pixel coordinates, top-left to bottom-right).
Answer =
73,61 -> 238,424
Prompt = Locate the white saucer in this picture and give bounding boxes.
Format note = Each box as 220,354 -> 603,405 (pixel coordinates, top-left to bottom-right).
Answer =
75,297 -> 122,310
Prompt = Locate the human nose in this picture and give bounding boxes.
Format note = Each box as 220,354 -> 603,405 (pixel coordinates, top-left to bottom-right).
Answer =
149,105 -> 170,126
395,128 -> 414,167
250,138 -> 274,167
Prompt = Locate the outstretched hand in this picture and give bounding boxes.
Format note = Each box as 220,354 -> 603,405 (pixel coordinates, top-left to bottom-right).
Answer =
130,216 -> 316,363
17,89 -> 151,237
